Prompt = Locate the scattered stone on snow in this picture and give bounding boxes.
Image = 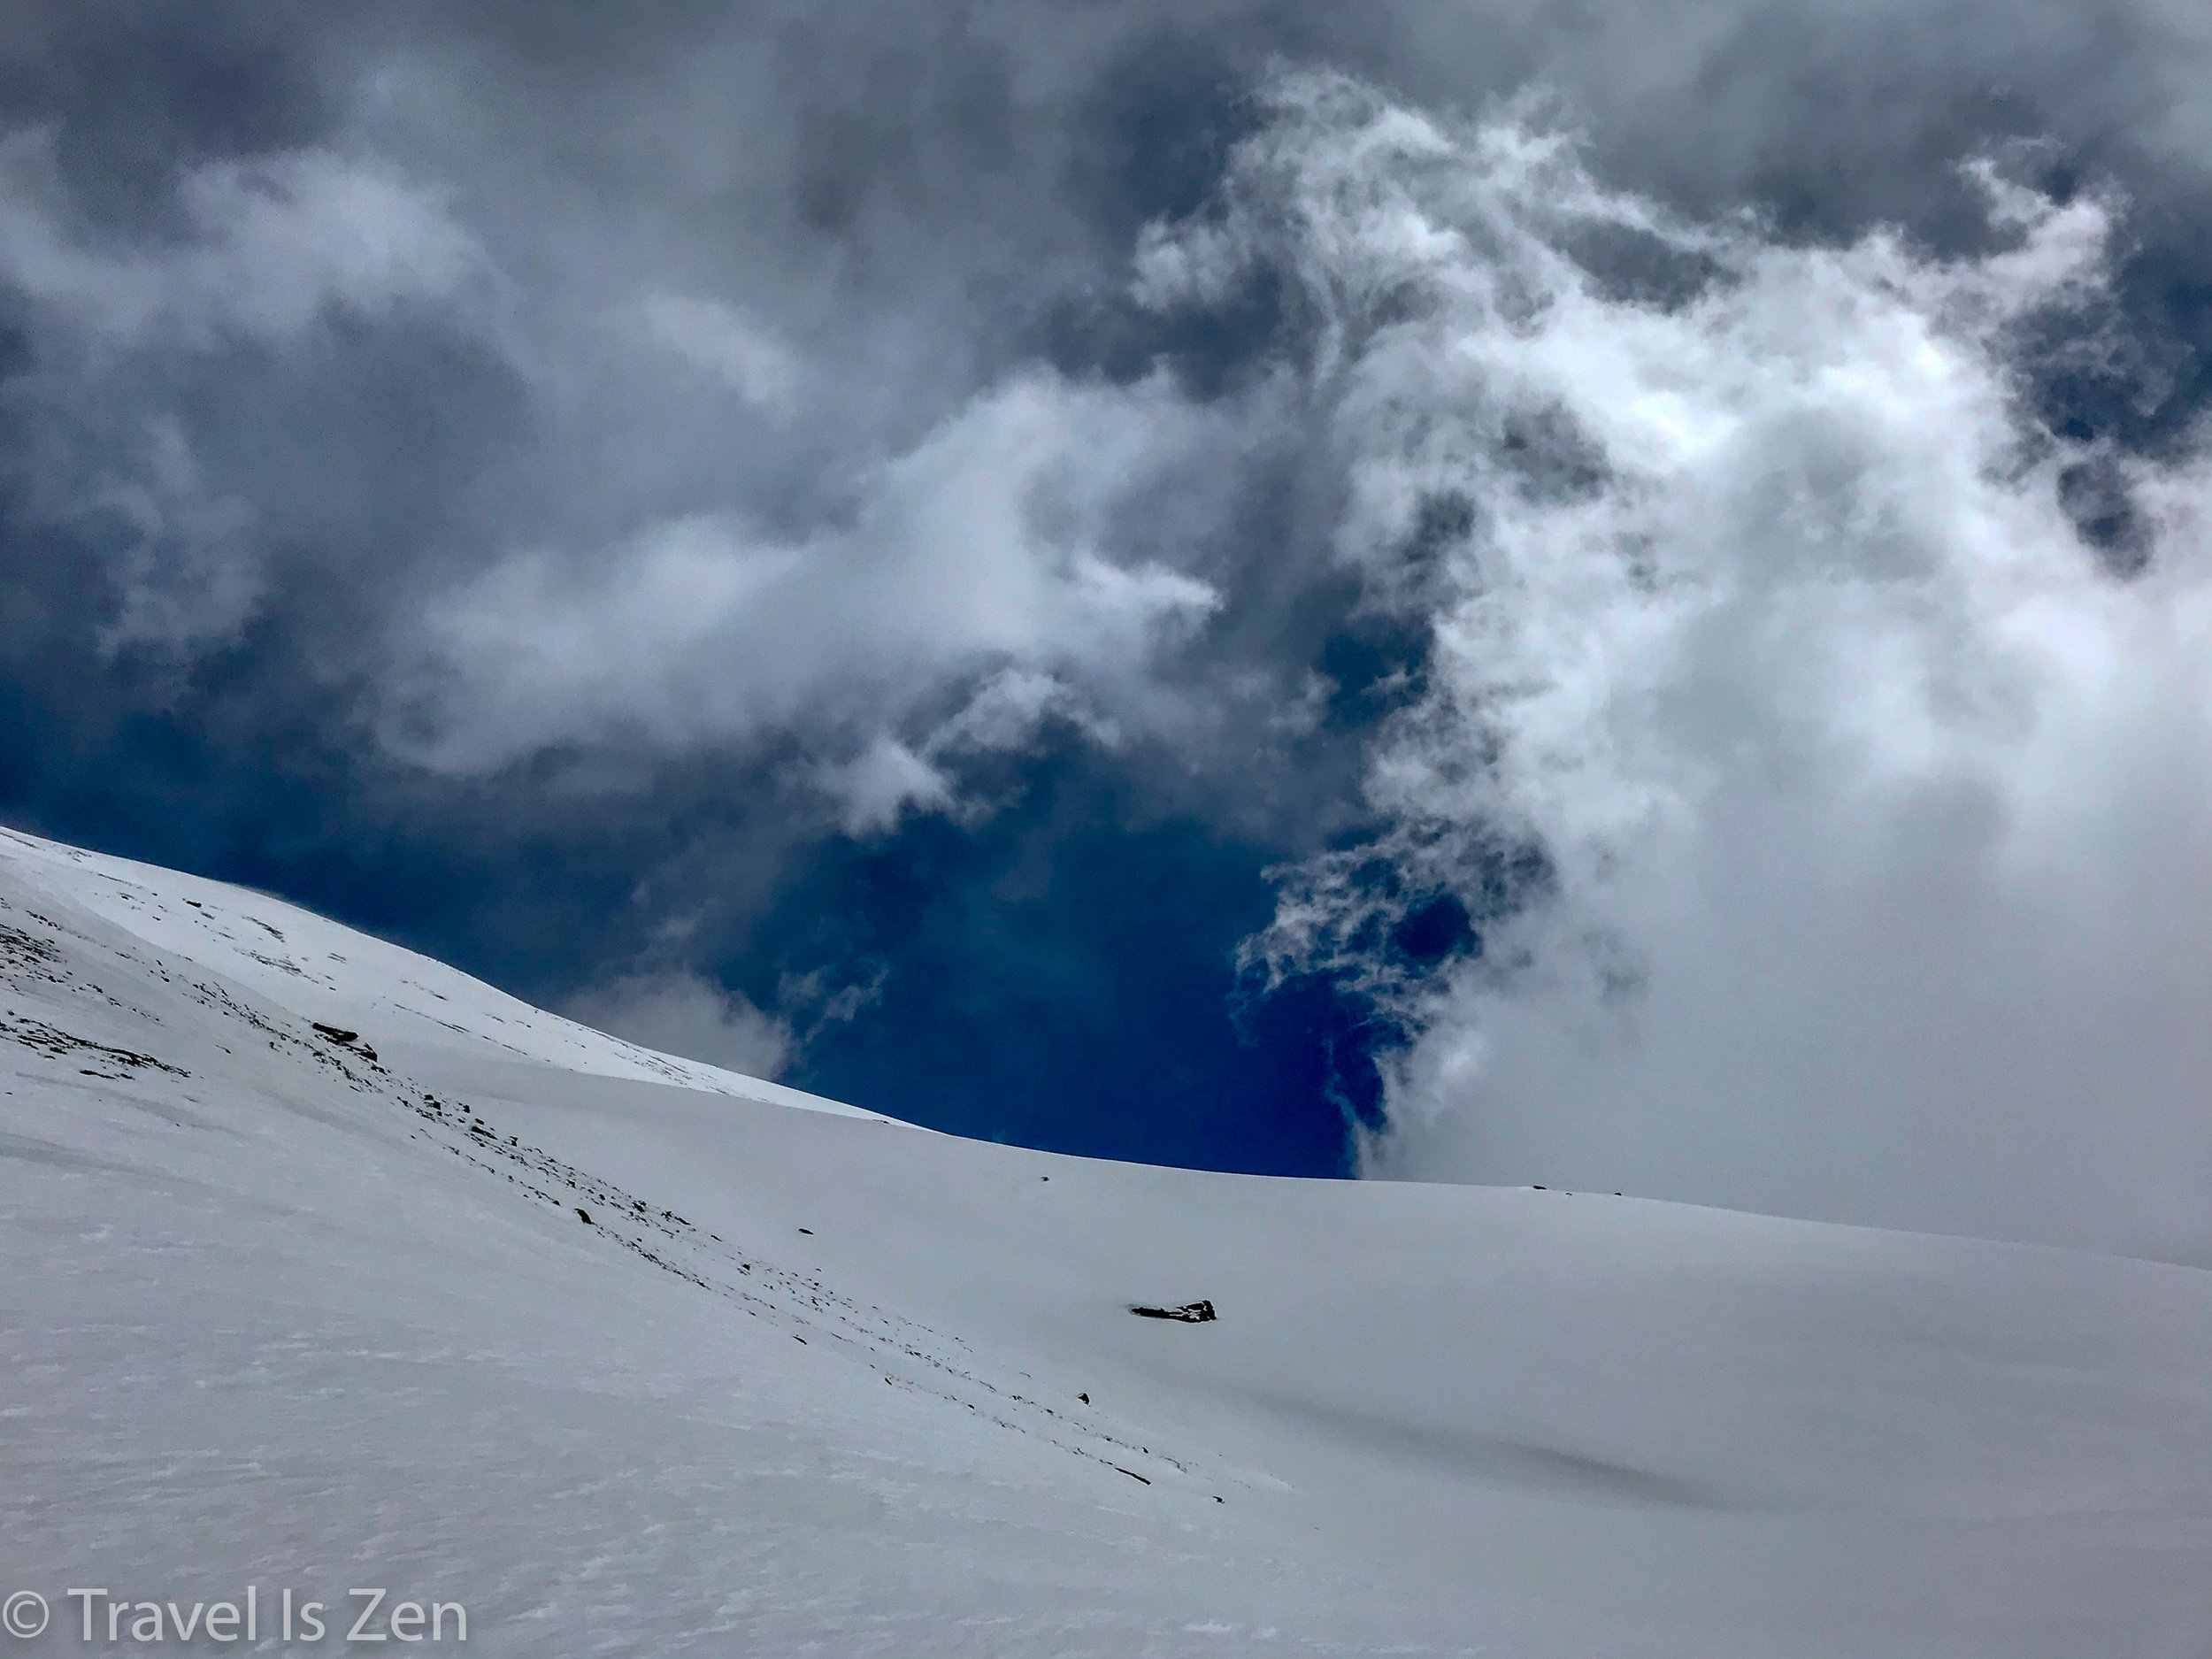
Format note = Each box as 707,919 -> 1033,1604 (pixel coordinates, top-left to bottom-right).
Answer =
1130,1299 -> 1216,1324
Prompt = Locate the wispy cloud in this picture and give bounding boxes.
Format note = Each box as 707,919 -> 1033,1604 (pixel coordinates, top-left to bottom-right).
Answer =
0,128 -> 480,346
563,968 -> 793,1079
388,370 -> 1225,830
629,292 -> 801,414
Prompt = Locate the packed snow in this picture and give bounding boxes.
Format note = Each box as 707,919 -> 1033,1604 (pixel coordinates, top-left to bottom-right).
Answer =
2,824 -> 2207,1655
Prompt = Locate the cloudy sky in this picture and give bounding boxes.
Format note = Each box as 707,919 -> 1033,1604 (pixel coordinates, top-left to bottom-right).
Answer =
5,0 -> 2211,1263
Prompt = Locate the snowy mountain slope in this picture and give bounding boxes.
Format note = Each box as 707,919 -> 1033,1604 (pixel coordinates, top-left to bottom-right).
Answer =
3,827 -> 2208,1656
0,827 -> 880,1118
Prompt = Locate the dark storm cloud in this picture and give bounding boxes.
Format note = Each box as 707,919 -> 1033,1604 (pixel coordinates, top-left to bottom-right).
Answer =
5,1 -> 2212,1246
0,2 -> 333,216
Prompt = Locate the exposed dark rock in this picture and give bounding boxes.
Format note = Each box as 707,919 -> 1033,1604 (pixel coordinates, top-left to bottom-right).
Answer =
1130,1299 -> 1216,1323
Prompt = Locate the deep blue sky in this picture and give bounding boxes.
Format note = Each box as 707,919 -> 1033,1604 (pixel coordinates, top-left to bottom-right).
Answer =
0,619 -> 1425,1172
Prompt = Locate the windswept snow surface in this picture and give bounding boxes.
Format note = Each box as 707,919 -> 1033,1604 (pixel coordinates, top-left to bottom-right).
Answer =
2,825 -> 2208,1656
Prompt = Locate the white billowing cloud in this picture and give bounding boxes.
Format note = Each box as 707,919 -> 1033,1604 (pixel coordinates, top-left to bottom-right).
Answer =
562,969 -> 792,1079
0,127 -> 481,346
393,369 -> 1224,823
805,671 -> 1123,835
629,292 -> 800,413
818,736 -> 956,836
926,667 -> 1121,757
1210,73 -> 2212,1261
